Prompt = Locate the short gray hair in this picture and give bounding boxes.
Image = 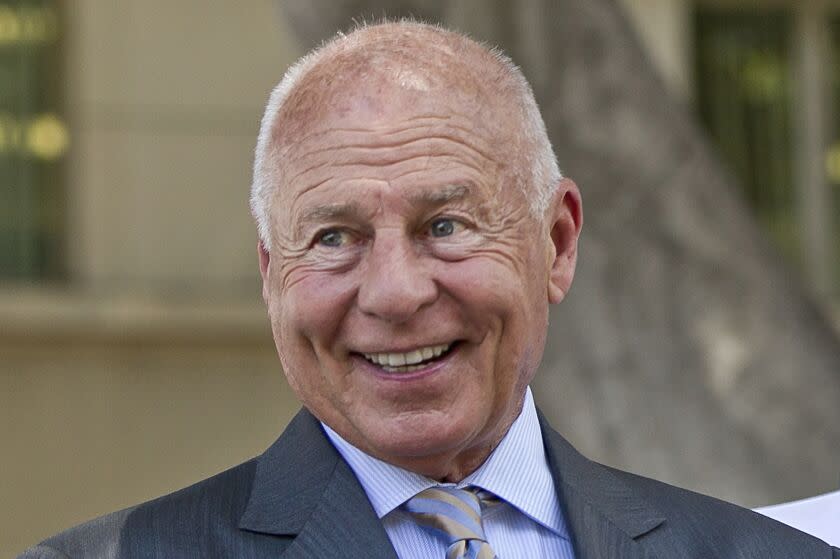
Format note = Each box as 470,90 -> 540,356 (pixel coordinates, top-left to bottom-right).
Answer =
250,21 -> 561,251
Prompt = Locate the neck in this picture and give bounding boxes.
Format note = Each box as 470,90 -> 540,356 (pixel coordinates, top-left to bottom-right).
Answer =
379,404 -> 525,482
393,441 -> 500,483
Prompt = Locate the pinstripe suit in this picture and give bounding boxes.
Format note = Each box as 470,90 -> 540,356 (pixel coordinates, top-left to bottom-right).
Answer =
18,409 -> 839,558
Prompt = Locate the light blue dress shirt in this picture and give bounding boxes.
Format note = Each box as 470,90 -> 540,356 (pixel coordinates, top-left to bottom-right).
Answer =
323,387 -> 577,558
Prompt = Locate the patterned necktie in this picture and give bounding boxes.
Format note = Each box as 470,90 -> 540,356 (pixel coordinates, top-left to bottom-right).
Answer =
402,486 -> 498,559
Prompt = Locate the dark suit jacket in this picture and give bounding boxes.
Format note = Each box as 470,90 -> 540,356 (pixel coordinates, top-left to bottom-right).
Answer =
19,409 -> 839,558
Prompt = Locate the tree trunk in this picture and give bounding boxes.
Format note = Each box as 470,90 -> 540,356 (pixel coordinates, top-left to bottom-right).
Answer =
278,0 -> 840,506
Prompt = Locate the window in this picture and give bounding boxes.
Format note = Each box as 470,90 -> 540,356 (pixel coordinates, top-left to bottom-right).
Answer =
0,0 -> 67,280
695,6 -> 840,299
828,17 -> 840,298
695,10 -> 799,262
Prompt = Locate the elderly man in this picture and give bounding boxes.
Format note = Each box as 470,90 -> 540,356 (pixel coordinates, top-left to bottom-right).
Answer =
20,21 -> 839,559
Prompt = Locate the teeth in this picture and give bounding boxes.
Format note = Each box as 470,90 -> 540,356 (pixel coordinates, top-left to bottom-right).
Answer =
405,349 -> 423,364
362,343 -> 451,369
389,353 -> 406,367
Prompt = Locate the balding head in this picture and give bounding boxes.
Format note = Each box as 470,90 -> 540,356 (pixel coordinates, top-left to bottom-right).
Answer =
251,21 -> 560,250
254,21 -> 582,481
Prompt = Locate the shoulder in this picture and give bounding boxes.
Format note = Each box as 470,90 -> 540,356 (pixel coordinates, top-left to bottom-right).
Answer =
538,413 -> 835,557
19,459 -> 258,559
18,410 -> 338,559
18,506 -> 136,559
605,465 -> 836,557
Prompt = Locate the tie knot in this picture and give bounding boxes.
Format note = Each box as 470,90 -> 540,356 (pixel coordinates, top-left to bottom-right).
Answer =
403,486 -> 497,559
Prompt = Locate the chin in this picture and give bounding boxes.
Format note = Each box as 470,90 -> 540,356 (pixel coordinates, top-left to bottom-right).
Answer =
360,409 -> 488,463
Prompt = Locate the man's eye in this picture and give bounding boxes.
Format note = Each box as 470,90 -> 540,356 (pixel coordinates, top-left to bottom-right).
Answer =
317,229 -> 348,247
429,218 -> 460,238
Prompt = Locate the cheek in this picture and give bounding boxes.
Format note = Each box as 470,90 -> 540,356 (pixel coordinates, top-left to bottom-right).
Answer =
270,272 -> 358,407
272,269 -> 358,350
442,256 -> 547,365
442,256 -> 535,316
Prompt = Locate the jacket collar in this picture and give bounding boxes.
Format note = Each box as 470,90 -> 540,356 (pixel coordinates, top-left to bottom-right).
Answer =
239,409 -> 398,559
539,410 -> 666,558
239,407 -> 666,559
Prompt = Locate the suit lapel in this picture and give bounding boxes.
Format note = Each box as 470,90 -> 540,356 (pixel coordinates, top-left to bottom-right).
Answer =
239,409 -> 398,559
540,412 -> 665,559
239,406 -> 667,558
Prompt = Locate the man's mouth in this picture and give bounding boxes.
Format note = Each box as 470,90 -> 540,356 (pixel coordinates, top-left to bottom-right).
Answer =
360,342 -> 455,373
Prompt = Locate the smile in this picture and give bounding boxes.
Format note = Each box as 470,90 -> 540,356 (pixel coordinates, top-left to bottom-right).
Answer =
361,343 -> 453,372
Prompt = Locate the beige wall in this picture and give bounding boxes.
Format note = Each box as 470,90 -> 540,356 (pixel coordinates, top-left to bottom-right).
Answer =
64,1 -> 298,290
1,1 -> 303,556
1,330 -> 298,556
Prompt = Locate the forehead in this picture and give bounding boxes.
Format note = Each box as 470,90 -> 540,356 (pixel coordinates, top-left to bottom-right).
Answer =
264,30 -> 532,226
271,26 -> 524,153
276,102 -> 507,217
281,86 -> 504,168
276,82 -> 516,201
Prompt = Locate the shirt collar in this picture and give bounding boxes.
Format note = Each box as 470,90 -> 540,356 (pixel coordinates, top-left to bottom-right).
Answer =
322,387 -> 568,538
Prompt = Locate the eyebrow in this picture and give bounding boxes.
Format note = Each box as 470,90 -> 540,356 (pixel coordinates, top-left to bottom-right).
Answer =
294,184 -> 472,238
295,202 -> 368,238
406,184 -> 470,205
299,203 -> 366,222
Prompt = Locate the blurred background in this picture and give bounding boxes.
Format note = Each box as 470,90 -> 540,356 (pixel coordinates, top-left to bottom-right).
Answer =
2,0 -> 840,556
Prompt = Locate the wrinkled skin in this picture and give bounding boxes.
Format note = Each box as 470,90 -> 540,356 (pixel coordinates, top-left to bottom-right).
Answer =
259,77 -> 582,482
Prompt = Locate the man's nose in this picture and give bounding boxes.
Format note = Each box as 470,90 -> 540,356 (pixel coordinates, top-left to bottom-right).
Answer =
357,233 -> 438,324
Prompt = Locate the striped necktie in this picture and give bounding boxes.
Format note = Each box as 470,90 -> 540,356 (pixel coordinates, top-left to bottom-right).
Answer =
402,486 -> 498,559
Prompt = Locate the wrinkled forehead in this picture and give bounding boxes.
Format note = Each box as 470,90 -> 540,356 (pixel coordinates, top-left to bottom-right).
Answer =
271,29 -> 522,152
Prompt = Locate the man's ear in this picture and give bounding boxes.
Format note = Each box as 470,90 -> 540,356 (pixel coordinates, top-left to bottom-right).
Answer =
258,239 -> 271,304
546,178 -> 583,304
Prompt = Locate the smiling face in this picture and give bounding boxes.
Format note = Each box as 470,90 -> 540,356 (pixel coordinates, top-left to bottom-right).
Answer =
258,46 -> 581,481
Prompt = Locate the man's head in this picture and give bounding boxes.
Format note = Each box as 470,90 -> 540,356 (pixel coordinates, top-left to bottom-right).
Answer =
252,21 -> 582,481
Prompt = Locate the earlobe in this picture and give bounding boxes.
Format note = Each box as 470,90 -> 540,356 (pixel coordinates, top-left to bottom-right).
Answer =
546,178 -> 583,304
258,240 -> 271,304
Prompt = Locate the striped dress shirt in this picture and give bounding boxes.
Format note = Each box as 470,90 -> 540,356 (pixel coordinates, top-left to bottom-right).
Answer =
323,387 -> 577,559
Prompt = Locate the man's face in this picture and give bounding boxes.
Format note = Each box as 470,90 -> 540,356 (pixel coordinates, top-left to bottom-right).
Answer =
259,82 -> 577,479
